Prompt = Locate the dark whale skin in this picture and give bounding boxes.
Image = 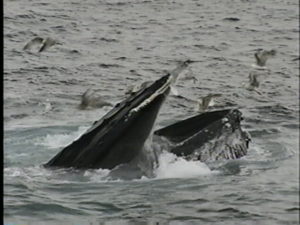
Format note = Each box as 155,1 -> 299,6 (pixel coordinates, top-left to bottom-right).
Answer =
44,74 -> 171,169
153,109 -> 250,162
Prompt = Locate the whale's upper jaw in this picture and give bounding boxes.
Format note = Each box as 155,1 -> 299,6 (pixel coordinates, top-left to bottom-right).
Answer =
44,74 -> 172,170
44,58 -> 198,170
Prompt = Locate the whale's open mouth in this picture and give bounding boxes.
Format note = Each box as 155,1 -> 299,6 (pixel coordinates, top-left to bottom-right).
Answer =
154,109 -> 251,162
44,61 -> 250,172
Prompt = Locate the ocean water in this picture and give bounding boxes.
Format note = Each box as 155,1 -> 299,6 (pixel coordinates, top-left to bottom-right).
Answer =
4,0 -> 299,224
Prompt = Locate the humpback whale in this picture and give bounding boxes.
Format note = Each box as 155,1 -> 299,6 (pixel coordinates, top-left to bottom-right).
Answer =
45,75 -> 171,169
44,60 -> 196,169
44,60 -> 250,173
153,109 -> 250,162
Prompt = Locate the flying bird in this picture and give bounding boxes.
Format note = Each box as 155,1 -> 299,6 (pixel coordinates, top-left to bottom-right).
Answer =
23,37 -> 61,52
254,49 -> 276,67
79,89 -> 113,110
243,72 -> 262,95
197,93 -> 222,112
125,81 -> 152,96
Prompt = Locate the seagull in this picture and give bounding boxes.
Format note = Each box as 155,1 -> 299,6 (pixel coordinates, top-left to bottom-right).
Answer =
197,93 -> 222,112
23,37 -> 44,51
126,60 -> 199,96
169,59 -> 199,84
125,81 -> 153,96
243,72 -> 262,95
254,49 -> 276,67
23,37 -> 61,52
79,89 -> 113,110
181,68 -> 198,84
166,59 -> 199,96
248,72 -> 259,89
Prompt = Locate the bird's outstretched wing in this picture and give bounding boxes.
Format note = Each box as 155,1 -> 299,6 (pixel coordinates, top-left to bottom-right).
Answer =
23,37 -> 44,50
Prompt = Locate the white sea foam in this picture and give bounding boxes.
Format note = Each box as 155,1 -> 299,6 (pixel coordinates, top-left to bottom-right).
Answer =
80,151 -> 216,182
154,151 -> 214,179
84,169 -> 111,182
35,126 -> 88,149
4,166 -> 53,181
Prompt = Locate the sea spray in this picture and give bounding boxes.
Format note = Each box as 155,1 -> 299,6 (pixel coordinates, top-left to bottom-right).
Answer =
35,126 -> 88,149
154,151 -> 214,179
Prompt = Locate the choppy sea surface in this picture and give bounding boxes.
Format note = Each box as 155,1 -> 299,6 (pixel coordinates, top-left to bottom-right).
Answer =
4,0 -> 299,224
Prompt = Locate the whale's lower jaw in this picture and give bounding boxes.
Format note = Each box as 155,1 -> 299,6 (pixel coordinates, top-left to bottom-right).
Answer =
44,67 -> 250,172
175,129 -> 249,162
153,109 -> 250,162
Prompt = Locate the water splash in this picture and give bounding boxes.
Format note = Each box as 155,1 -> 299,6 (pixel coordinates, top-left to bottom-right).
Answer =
84,169 -> 111,182
154,151 -> 215,179
34,126 -> 88,149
